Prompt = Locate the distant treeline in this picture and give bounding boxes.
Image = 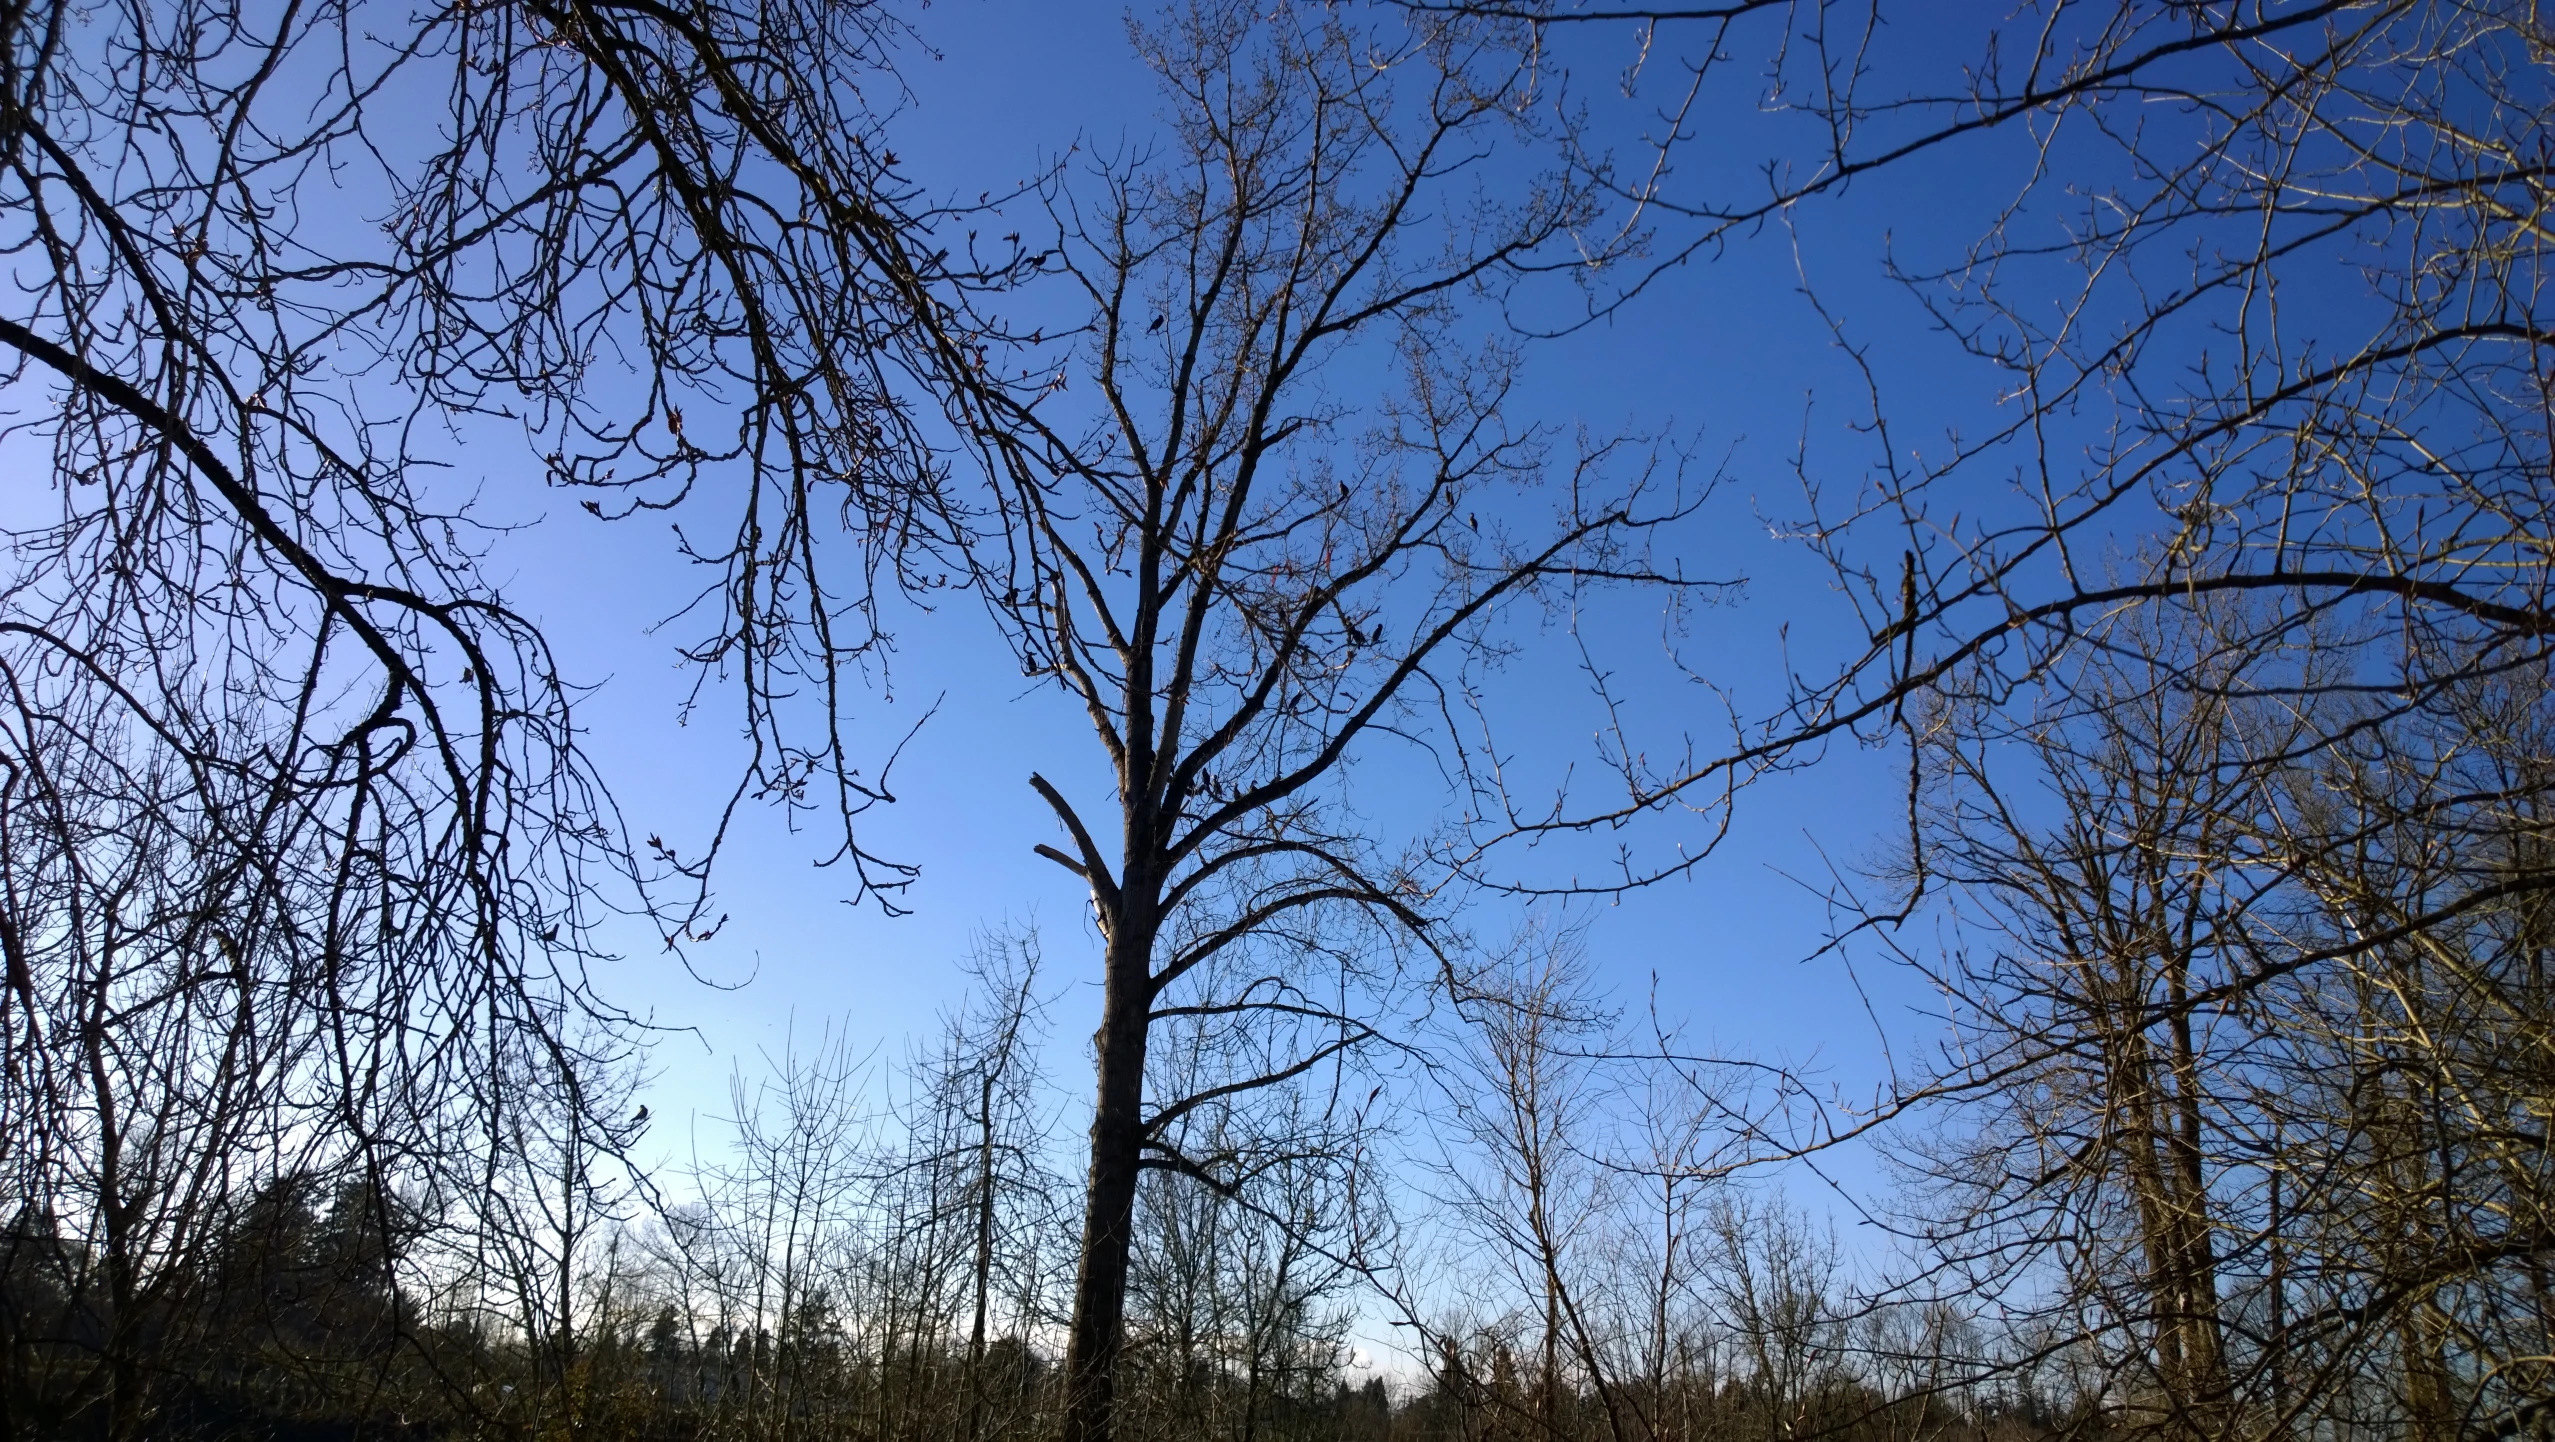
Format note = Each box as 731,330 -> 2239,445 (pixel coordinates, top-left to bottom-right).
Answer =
0,1158 -> 2088,1442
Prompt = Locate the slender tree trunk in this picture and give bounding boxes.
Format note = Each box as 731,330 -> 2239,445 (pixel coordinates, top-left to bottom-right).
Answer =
2402,1299 -> 2457,1442
2109,1018 -> 2191,1416
556,1119 -> 580,1400
2267,1136 -> 2290,1435
101,1222 -> 139,1442
1060,915 -> 1155,1442
968,1069 -> 998,1442
1540,1271 -> 1560,1440
86,951 -> 142,1442
2161,955 -> 2229,1430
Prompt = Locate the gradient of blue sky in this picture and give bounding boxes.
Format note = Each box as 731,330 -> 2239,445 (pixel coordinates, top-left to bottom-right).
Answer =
479,3 -> 2052,1212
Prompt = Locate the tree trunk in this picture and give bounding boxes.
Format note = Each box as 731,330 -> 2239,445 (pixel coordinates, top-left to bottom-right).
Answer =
2109,968 -> 2227,1442
1059,918 -> 1155,1442
967,1069 -> 997,1442
87,961 -> 143,1442
2160,959 -> 2229,1432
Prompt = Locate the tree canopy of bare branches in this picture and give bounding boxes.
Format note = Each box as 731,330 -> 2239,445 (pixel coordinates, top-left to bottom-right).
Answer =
0,0 -> 979,1431
928,6 -> 1717,1438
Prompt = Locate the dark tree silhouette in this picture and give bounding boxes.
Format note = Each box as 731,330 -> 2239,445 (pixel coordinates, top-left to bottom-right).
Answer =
931,7 -> 1718,1438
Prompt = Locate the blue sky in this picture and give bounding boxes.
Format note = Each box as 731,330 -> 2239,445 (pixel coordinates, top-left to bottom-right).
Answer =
477,2 -> 2061,1223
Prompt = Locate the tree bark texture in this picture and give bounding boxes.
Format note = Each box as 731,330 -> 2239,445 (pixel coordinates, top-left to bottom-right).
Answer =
1059,916 -> 1157,1442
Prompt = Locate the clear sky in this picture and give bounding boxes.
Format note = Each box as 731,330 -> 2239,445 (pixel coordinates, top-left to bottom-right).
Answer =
477,2 -> 2055,1230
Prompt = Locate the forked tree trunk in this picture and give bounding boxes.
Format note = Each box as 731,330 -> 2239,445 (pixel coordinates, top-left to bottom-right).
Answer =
2107,955 -> 2228,1442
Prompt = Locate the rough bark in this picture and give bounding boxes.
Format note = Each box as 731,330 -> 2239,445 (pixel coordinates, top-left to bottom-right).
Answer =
1060,913 -> 1158,1442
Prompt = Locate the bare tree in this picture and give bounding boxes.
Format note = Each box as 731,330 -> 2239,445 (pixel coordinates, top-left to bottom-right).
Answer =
930,6 -> 1714,1439
892,930 -> 1065,1442
1442,921 -> 1636,1442
1362,9 -> 2555,1432
0,0 -> 990,1429
1866,602 -> 2555,1442
1708,1194 -> 1853,1442
634,935 -> 1066,1442
1393,3 -> 2555,925
2247,667 -> 2555,1442
661,1022 -> 884,1442
1120,984 -> 1373,1442
945,936 -> 1060,1442
1880,638 -> 2264,1441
